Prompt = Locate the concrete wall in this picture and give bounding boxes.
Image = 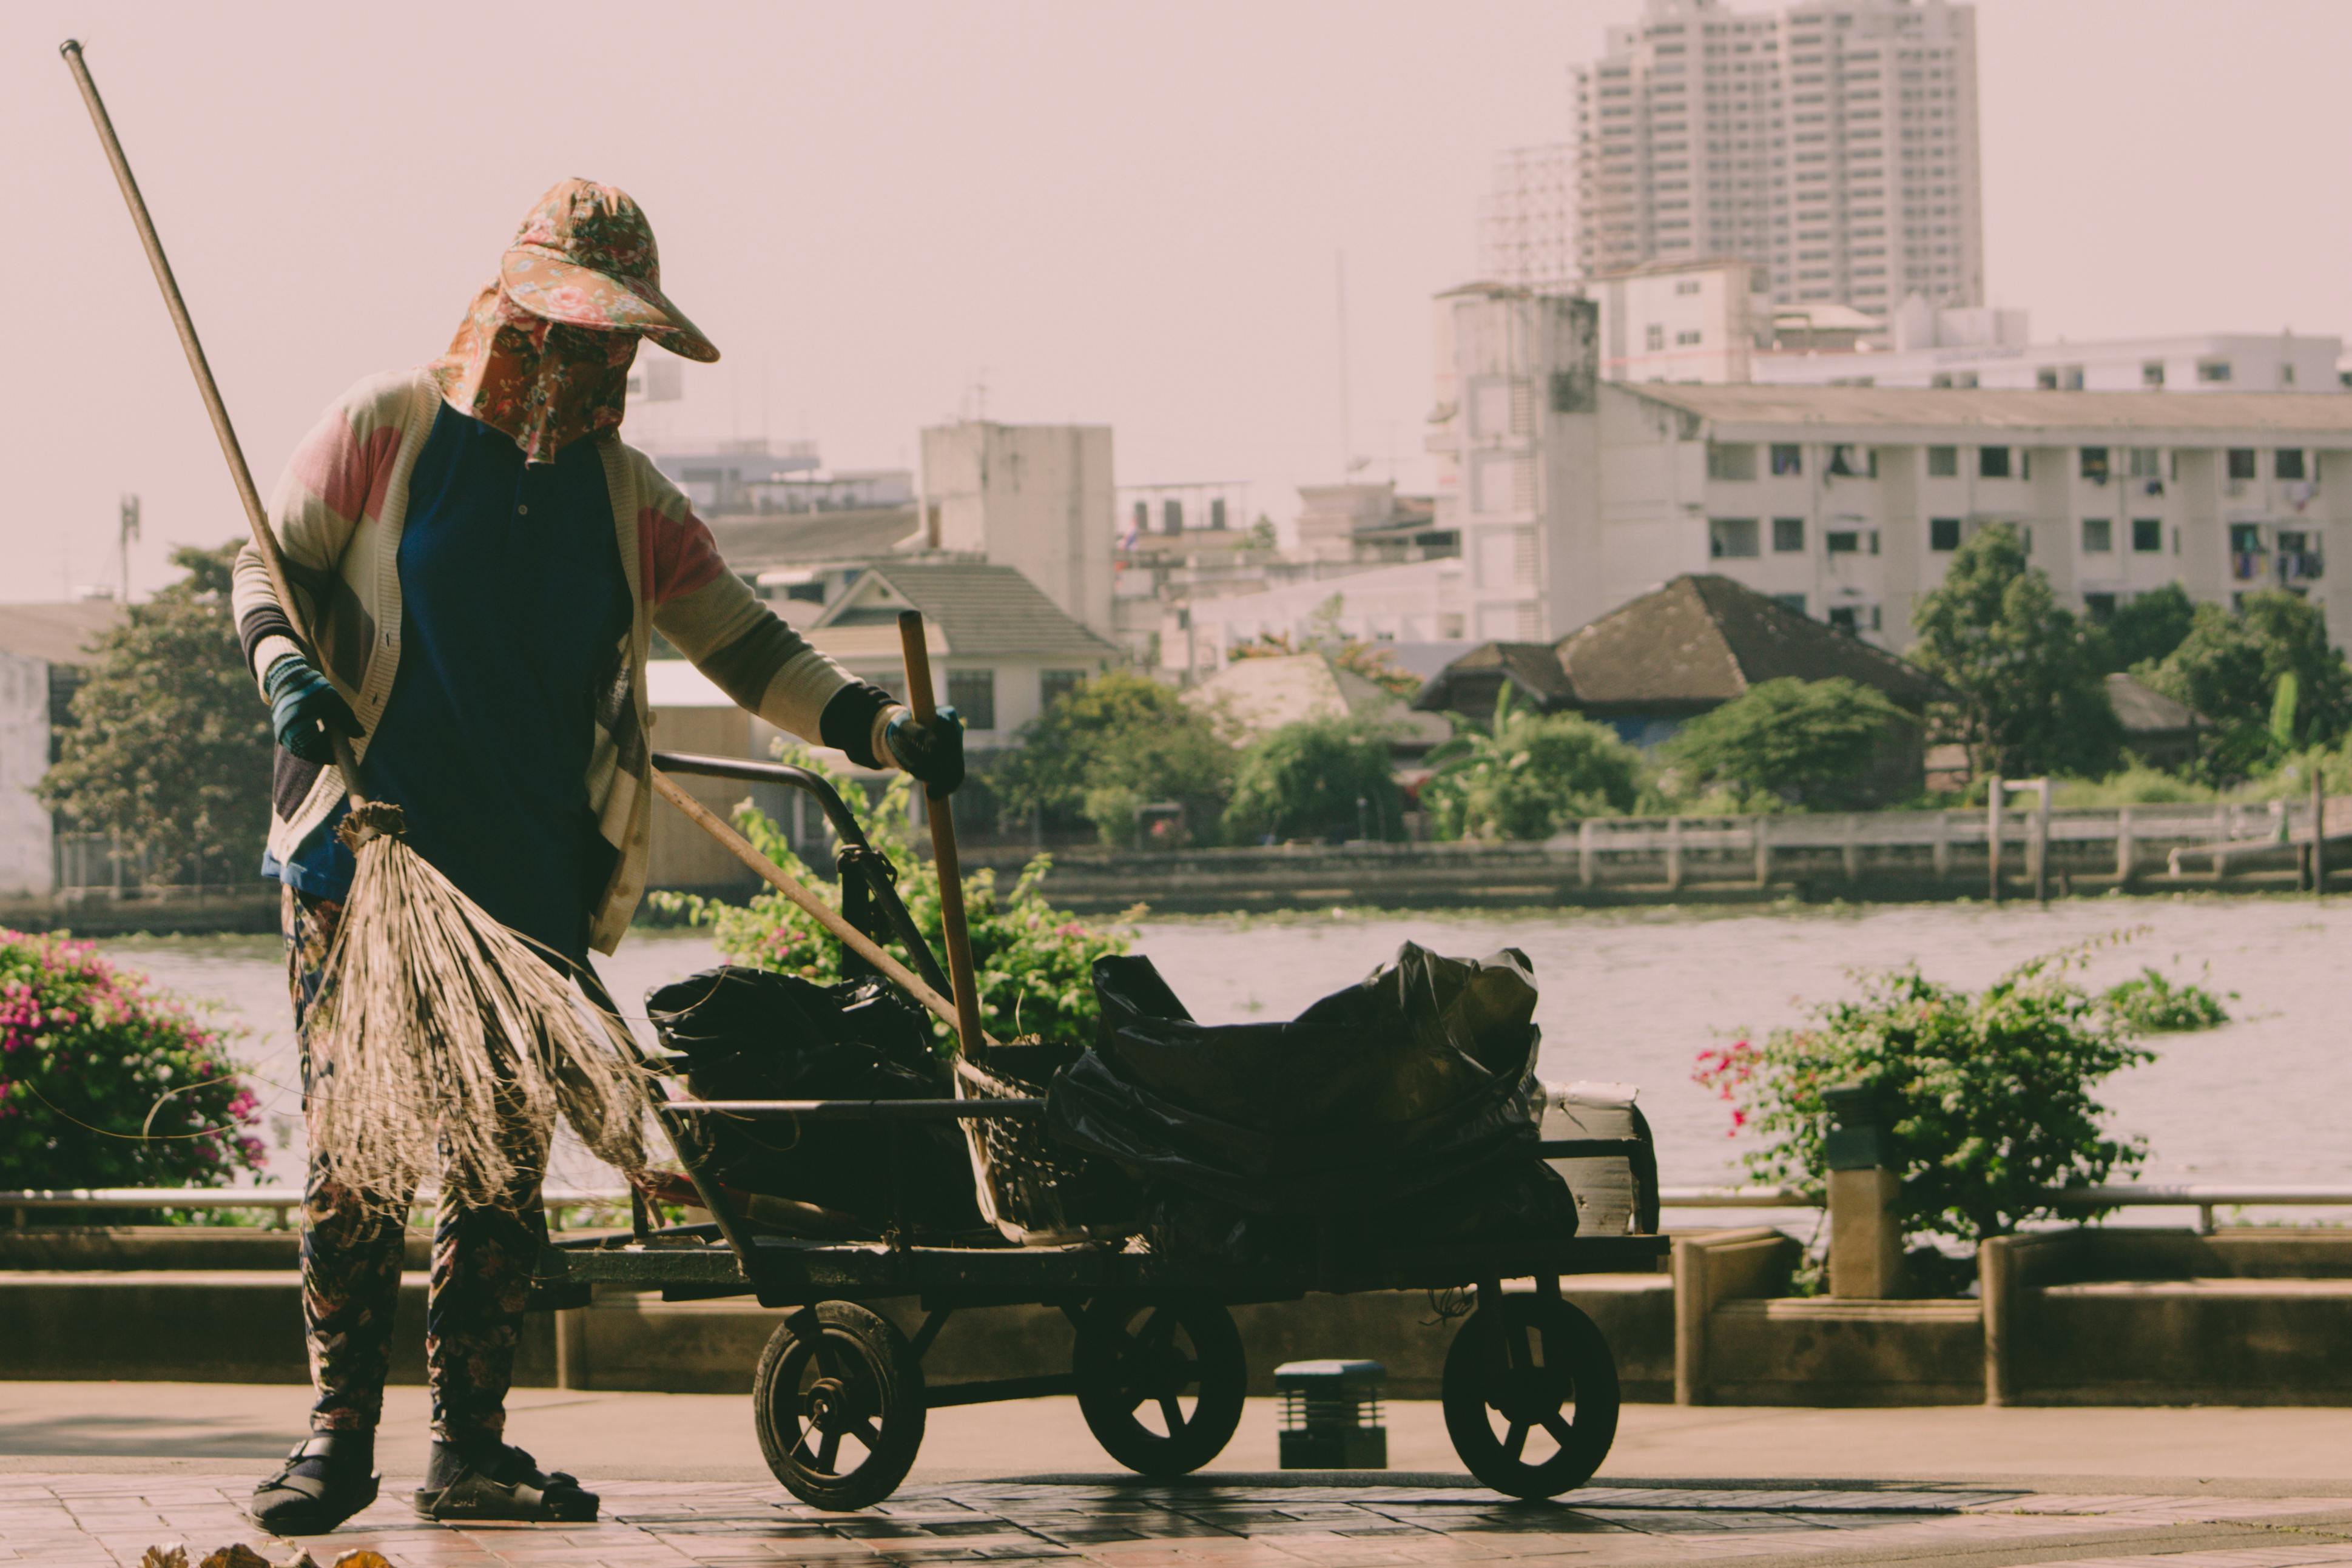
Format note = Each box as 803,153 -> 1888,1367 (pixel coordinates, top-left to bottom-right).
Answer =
0,651 -> 52,898
919,422 -> 1116,641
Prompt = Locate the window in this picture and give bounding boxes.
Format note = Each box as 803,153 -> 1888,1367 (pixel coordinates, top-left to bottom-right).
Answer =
1676,329 -> 1703,345
1979,446 -> 2010,479
2283,362 -> 2298,387
946,669 -> 997,732
2036,366 -> 2058,391
1707,443 -> 1758,481
2128,447 -> 2163,480
1676,277 -> 1702,295
2278,449 -> 2308,480
1827,605 -> 1860,633
1929,517 -> 1961,552
1132,500 -> 1149,536
1827,444 -> 1875,477
1162,499 -> 1184,534
1040,669 -> 1088,710
1210,497 -> 1228,530
2226,448 -> 2258,481
1771,593 -> 1808,614
2132,517 -> 2162,553
2198,359 -> 2233,383
2080,517 -> 2112,553
1710,517 -> 1761,558
2080,447 -> 2110,483
1825,529 -> 1861,554
2142,360 -> 2165,388
2230,522 -> 2265,554
1773,517 -> 1805,552
1646,323 -> 1666,351
1770,443 -> 1804,476
1926,445 -> 1958,477
2083,592 -> 2117,622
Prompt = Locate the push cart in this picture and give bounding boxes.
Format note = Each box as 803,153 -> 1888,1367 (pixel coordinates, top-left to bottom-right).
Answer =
535,752 -> 1668,1510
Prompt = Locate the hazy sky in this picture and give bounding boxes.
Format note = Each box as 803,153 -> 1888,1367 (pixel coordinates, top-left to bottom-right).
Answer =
7,1 -> 2350,603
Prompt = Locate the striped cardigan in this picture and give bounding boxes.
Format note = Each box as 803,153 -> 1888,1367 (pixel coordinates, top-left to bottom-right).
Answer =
232,369 -> 895,954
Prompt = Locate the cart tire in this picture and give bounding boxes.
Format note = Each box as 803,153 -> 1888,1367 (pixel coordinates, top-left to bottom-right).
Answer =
1442,1293 -> 1619,1500
1073,1297 -> 1247,1476
753,1300 -> 926,1511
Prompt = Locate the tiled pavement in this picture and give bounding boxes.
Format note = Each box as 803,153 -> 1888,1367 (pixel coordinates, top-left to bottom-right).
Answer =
7,1474 -> 2351,1568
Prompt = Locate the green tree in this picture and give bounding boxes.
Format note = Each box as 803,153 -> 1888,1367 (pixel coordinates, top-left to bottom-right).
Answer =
2141,592 -> 2352,776
1907,524 -> 2121,778
1221,717 -> 1403,844
1662,677 -> 1911,810
991,670 -> 1233,846
1423,695 -> 1645,840
2092,582 -> 2195,673
36,543 -> 273,886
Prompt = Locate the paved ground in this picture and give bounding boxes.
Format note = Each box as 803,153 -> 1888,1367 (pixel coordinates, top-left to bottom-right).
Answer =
5,1385 -> 2351,1567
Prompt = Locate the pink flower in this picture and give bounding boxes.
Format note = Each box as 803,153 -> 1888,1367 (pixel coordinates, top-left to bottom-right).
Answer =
542,284 -> 592,316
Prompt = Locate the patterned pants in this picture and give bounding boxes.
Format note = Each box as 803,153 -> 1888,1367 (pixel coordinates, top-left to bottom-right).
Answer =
285,886 -> 552,1443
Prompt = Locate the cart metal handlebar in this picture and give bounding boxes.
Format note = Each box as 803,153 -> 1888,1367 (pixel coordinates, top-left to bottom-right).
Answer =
652,749 -> 954,1001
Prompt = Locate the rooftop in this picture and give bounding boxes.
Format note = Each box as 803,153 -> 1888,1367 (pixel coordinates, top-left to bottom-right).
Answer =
1184,653 -> 1452,752
1417,574 -> 1952,716
1625,383 -> 2352,438
703,505 -> 920,570
814,560 -> 1119,662
0,601 -> 125,665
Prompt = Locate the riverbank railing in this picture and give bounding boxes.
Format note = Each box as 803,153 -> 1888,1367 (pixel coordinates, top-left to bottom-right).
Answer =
1661,1183 -> 2352,1235
9,1184 -> 2349,1237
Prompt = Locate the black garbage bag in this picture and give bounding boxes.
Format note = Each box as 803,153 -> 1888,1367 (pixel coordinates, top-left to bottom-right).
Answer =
645,966 -> 983,1234
1046,943 -> 1559,1220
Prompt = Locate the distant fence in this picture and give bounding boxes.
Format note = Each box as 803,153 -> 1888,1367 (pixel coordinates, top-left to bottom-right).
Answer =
973,796 -> 2352,912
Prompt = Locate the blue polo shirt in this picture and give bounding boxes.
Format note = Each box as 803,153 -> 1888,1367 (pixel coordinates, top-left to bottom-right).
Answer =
264,404 -> 633,964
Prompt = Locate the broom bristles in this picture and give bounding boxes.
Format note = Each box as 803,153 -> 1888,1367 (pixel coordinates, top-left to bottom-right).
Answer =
305,835 -> 651,1213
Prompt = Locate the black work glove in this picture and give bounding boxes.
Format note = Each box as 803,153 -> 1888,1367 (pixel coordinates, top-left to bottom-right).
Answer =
263,654 -> 358,765
885,705 -> 966,797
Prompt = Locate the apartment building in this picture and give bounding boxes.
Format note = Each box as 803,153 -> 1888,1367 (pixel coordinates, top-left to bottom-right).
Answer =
1579,383 -> 2351,651
1756,328 -> 2347,394
1572,0 -> 1982,315
1425,284 -> 1603,642
917,420 -> 1116,642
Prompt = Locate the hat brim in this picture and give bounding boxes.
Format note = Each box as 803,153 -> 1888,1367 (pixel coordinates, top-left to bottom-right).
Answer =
499,244 -> 720,363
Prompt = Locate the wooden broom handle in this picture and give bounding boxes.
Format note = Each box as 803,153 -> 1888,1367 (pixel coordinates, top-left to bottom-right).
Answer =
60,40 -> 369,804
897,612 -> 988,1059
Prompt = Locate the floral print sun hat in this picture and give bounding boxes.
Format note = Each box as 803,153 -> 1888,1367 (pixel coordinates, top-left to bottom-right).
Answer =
499,179 -> 719,363
431,180 -> 718,462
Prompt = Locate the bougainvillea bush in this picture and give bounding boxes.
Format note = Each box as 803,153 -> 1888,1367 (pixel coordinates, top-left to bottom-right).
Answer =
0,929 -> 265,1188
653,752 -> 1139,1054
1693,948 -> 2153,1248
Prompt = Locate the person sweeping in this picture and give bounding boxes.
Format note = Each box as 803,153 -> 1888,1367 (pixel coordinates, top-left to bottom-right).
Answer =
238,180 -> 964,1533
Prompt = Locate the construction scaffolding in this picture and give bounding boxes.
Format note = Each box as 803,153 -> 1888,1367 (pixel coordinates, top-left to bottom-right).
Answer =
1478,143 -> 1577,291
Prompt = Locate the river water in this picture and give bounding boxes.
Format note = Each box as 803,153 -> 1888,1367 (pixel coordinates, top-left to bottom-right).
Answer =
98,895 -> 2351,1208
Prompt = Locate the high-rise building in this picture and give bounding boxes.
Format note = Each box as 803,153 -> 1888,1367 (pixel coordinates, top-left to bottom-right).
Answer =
1572,0 -> 1982,317
1478,144 -> 1577,290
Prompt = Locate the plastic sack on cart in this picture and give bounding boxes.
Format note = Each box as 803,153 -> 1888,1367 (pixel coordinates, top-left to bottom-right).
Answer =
644,966 -> 983,1234
1045,942 -> 1568,1224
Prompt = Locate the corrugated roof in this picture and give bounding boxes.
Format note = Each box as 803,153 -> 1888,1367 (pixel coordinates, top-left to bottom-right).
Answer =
704,505 -> 920,570
0,601 -> 125,665
817,561 -> 1118,662
1625,383 -> 2352,437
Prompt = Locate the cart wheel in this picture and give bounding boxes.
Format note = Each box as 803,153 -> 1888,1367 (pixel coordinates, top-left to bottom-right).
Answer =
1073,1297 -> 1247,1476
1442,1293 -> 1619,1500
753,1301 -> 925,1510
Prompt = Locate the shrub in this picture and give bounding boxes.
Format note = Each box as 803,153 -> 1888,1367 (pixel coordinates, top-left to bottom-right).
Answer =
1221,718 -> 1403,844
1425,694 -> 1645,840
654,750 -> 1137,1052
0,929 -> 265,1188
1693,946 -> 2152,1248
2050,762 -> 2219,807
2143,592 -> 2352,778
2101,968 -> 2230,1033
1661,677 -> 1911,810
